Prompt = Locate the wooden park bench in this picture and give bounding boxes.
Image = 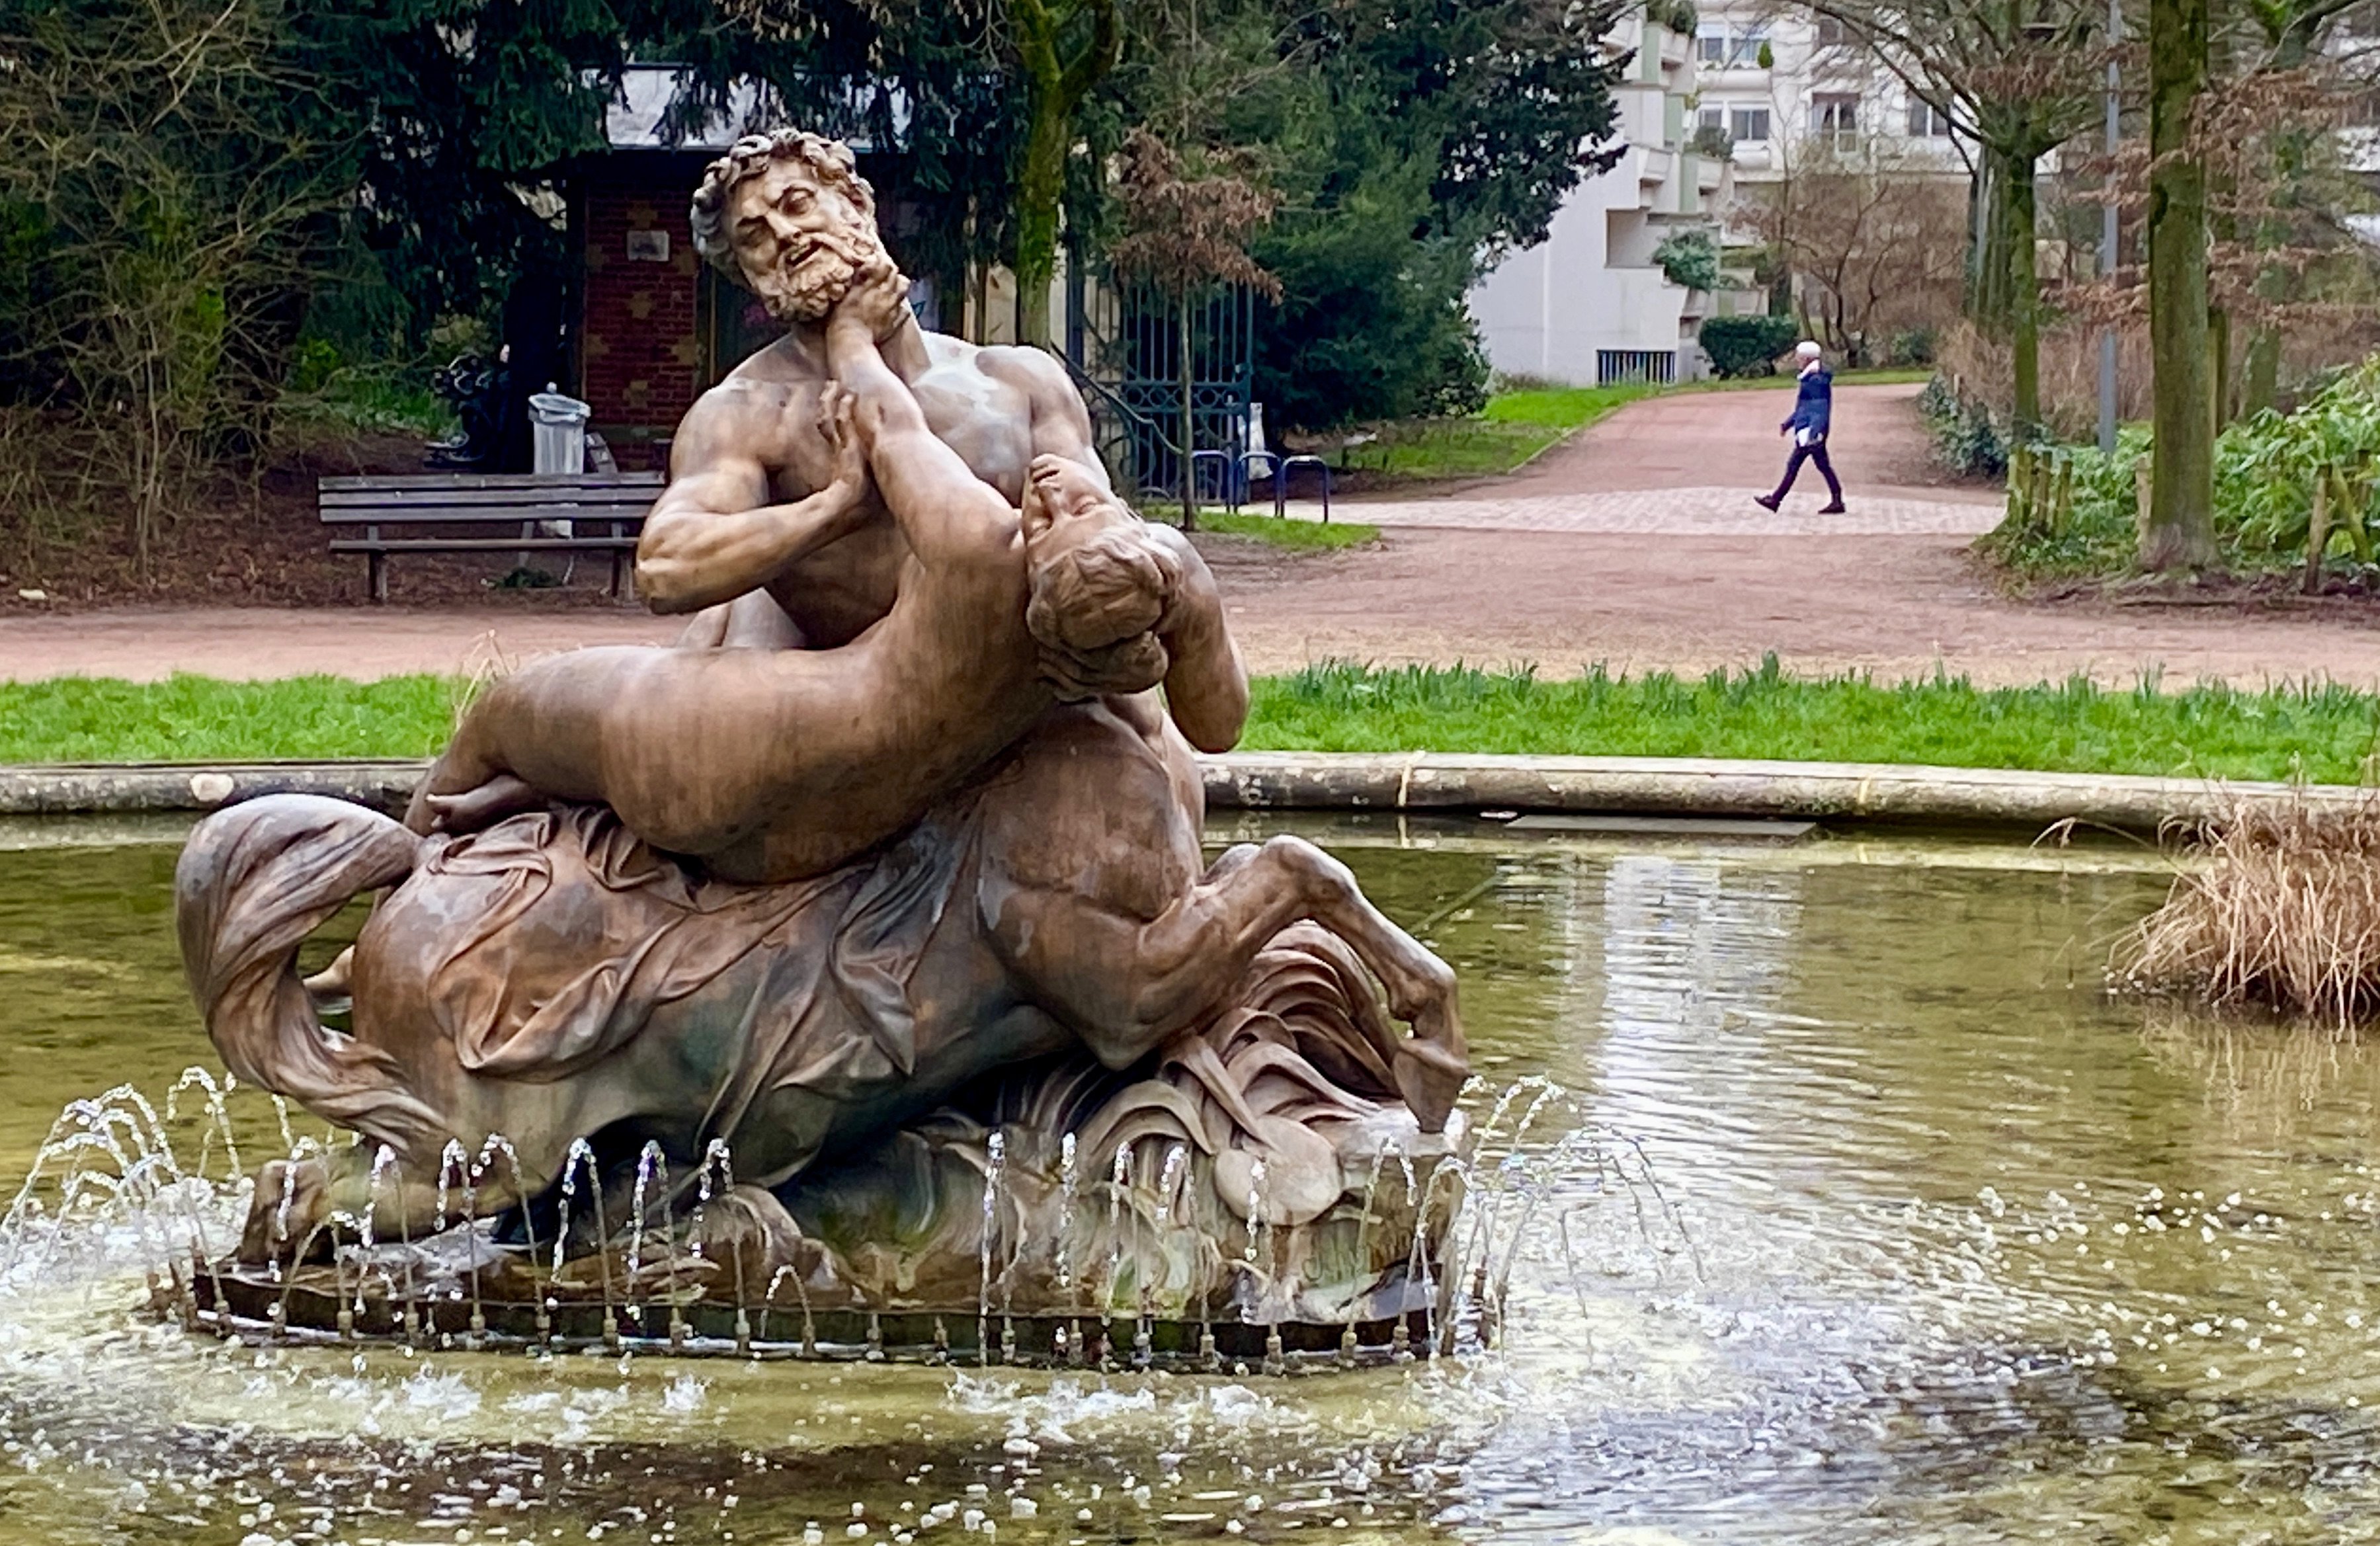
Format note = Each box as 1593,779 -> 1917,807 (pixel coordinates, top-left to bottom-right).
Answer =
319,471 -> 665,602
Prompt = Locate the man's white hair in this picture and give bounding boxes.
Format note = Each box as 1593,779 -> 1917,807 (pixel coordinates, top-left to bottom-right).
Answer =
1795,340 -> 1823,360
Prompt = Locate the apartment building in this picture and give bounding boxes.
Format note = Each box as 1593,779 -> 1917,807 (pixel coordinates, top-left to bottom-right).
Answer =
1690,7 -> 1967,185
1469,6 -> 1968,386
1465,13 -> 1737,386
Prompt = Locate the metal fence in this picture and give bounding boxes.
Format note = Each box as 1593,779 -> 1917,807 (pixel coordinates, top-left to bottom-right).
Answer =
1596,349 -> 1678,386
1067,270 -> 1256,506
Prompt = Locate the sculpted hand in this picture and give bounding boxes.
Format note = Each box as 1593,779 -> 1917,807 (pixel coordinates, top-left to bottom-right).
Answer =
818,384 -> 870,495
830,257 -> 912,345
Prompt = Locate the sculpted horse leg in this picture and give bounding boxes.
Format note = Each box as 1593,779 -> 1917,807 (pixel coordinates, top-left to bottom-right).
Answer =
981,709 -> 1466,1130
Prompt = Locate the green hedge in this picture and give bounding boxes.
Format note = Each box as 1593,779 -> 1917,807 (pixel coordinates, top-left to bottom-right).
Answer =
1699,315 -> 1797,378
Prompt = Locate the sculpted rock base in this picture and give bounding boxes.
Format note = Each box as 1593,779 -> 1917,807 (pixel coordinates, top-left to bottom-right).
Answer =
197,927 -> 1461,1359
177,778 -> 1465,1357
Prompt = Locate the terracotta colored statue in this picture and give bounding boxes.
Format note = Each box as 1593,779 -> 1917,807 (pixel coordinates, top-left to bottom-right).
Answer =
406,266 -> 1245,882
642,130 -> 1115,653
172,128 -> 1469,1346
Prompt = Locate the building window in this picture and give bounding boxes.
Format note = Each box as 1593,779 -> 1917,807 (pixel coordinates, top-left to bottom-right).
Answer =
1599,349 -> 1678,386
1698,27 -> 1770,67
1813,13 -> 1848,45
1731,106 -> 1772,142
1906,99 -> 1953,136
1812,93 -> 1860,142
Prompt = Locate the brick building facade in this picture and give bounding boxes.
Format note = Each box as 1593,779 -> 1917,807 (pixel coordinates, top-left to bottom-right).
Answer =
565,151 -> 743,470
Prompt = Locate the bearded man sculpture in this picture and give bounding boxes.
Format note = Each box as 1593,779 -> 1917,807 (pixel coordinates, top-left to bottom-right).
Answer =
170,129 -> 1470,1362
645,130 -> 1120,654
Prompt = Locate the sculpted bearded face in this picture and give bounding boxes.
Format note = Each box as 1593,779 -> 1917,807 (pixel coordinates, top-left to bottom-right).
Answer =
722,155 -> 888,325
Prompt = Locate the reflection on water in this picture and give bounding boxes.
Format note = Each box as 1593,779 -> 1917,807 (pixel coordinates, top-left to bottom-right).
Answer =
11,815 -> 2380,1541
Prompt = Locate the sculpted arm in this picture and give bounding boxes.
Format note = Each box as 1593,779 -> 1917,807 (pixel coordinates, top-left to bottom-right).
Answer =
1147,526 -> 1247,753
1010,347 -> 1116,498
635,388 -> 872,615
827,274 -> 1016,558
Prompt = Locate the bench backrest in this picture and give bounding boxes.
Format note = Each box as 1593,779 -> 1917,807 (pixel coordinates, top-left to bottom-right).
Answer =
319,472 -> 665,525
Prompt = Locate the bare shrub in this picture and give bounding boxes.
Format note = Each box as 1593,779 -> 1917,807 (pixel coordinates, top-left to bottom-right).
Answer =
2116,795 -> 2380,1025
0,0 -> 350,571
1731,141 -> 1967,368
1934,316 -> 2377,444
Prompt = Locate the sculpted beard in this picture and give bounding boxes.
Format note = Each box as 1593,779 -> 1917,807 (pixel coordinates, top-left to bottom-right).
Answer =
759,224 -> 884,323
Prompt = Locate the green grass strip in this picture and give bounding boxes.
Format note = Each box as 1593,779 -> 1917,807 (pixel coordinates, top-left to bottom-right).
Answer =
1193,511 -> 1380,550
0,674 -> 471,763
3,660 -> 2374,782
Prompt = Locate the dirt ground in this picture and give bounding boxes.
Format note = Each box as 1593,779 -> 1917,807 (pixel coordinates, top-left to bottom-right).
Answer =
1510,377 -> 1987,497
11,526 -> 2380,688
8,382 -> 2380,688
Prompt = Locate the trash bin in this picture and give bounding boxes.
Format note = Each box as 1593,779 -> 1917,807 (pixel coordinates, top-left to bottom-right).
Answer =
528,386 -> 591,476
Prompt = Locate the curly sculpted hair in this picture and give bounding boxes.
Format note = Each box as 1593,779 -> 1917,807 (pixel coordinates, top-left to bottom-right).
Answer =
688,130 -> 878,280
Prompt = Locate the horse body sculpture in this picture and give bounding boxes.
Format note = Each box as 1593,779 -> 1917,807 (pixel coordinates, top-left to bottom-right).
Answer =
179,698 -> 1465,1319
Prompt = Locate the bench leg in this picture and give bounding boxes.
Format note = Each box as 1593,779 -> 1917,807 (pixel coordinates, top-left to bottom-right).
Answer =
609,548 -> 625,598
368,551 -> 387,604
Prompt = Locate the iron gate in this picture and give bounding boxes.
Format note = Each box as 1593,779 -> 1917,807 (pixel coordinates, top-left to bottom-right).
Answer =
1067,270 -> 1256,507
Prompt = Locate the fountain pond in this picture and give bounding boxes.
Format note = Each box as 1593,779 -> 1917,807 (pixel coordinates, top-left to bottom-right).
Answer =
1,809 -> 2377,1543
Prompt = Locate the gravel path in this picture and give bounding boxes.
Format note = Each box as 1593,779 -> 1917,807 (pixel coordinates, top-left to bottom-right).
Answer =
8,382 -> 2378,690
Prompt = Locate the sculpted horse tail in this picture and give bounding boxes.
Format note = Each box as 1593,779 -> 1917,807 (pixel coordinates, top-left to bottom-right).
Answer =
174,793 -> 445,1151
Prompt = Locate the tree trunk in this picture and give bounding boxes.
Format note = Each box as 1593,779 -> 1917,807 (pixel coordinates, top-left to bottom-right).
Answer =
1012,67 -> 1067,348
1005,0 -> 1117,352
2143,0 -> 2218,571
2242,325 -> 2281,416
2208,305 -> 2230,432
2005,146 -> 2041,438
1968,153 -> 2013,328
1178,294 -> 1197,532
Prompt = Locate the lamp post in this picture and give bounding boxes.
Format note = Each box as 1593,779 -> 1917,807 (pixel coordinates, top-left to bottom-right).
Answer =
2098,0 -> 2121,454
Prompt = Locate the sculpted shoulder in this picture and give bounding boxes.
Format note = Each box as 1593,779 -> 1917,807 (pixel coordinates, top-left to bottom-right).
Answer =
677,345 -> 821,456
972,343 -> 1074,397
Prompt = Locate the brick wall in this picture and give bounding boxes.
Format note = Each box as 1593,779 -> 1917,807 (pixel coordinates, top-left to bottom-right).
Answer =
578,171 -> 704,466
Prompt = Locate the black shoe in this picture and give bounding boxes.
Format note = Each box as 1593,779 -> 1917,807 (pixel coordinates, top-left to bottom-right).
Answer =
1753,493 -> 1782,511
1818,501 -> 1846,514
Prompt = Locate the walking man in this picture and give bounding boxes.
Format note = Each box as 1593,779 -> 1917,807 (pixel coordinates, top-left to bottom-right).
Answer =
1755,340 -> 1844,514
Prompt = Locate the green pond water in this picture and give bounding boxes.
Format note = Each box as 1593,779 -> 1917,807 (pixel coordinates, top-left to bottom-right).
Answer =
0,812 -> 2377,1544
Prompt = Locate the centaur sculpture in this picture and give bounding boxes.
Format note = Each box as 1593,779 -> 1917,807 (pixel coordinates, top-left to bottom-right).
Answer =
173,130 -> 1467,1346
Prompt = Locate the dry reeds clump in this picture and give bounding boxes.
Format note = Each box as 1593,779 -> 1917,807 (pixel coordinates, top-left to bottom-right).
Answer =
2116,795 -> 2380,1024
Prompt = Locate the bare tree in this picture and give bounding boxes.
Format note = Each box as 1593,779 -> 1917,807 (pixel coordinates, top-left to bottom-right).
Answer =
1737,140 -> 1967,364
1793,0 -> 2109,434
1110,130 -> 1280,530
0,0 -> 352,568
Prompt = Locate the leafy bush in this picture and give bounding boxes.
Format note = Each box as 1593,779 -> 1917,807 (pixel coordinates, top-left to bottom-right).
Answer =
1887,327 -> 1937,367
1978,354 -> 2380,579
1652,229 -> 1721,292
1918,373 -> 2008,478
1699,315 -> 1797,378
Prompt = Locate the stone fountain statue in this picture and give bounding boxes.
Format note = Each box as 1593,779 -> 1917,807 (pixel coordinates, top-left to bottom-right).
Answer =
170,130 -> 1469,1363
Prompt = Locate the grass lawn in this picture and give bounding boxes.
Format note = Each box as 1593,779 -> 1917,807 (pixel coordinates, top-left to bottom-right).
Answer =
1188,511 -> 1380,550
5,661 -> 2377,784
1338,384 -> 1660,481
1338,368 -> 1937,483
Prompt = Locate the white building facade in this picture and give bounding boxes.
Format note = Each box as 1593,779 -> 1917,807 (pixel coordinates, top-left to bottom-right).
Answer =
1466,15 -> 1736,386
1468,7 -> 1969,386
1686,5 -> 1967,198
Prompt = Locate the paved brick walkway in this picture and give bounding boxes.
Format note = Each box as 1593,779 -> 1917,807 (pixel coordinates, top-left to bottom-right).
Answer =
7,380 -> 2371,692
1315,484 -> 2001,537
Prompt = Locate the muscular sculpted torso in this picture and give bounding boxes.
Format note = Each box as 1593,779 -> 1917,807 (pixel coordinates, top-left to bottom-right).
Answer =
408,286 -> 1243,885
637,320 -> 1112,649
